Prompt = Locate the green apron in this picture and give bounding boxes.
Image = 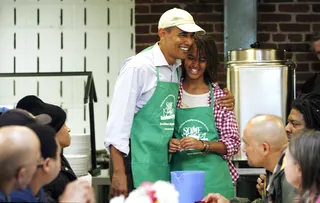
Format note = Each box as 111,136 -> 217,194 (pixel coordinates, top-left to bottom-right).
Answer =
130,66 -> 179,188
171,84 -> 234,198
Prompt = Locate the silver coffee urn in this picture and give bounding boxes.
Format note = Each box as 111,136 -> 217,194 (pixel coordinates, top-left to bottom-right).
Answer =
226,48 -> 296,160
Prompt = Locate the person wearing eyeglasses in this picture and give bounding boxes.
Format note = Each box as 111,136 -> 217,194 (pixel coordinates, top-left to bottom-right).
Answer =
0,109 -> 94,203
10,126 -> 96,203
9,124 -> 61,202
16,95 -> 77,202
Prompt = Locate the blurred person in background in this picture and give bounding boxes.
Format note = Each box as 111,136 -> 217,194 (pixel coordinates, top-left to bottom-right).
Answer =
16,95 -> 77,202
285,130 -> 320,203
0,126 -> 40,202
301,32 -> 320,94
9,124 -> 61,202
0,108 -> 95,203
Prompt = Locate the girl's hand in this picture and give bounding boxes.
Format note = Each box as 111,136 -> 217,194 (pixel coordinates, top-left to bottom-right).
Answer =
180,137 -> 204,151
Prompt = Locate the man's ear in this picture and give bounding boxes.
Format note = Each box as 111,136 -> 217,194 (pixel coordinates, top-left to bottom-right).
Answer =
42,158 -> 51,173
261,142 -> 270,156
158,28 -> 166,40
16,167 -> 26,183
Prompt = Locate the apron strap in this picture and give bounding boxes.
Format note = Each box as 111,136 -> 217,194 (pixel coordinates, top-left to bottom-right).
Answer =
142,44 -> 180,83
156,66 -> 180,82
176,68 -> 180,81
140,45 -> 154,53
156,66 -> 160,81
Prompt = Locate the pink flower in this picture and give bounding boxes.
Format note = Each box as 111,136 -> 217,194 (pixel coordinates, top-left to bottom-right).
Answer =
141,182 -> 158,202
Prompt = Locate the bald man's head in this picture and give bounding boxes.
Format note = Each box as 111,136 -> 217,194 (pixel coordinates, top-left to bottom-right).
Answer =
0,126 -> 40,193
242,115 -> 288,168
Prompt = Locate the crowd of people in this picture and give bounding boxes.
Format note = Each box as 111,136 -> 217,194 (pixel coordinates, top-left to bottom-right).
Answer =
0,101 -> 95,202
0,6 -> 319,203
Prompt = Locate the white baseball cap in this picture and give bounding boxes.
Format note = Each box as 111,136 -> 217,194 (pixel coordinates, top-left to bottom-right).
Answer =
158,8 -> 205,34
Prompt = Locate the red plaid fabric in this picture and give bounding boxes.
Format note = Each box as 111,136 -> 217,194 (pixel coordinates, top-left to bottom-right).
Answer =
177,80 -> 241,183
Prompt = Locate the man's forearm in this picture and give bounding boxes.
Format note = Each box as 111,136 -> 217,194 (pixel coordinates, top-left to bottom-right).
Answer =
110,145 -> 126,173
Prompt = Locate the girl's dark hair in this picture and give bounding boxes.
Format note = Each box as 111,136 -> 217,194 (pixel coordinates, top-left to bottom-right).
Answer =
291,93 -> 320,131
182,33 -> 219,83
289,130 -> 320,203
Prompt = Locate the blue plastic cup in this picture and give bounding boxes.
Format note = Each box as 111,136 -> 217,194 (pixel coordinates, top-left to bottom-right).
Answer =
171,171 -> 205,203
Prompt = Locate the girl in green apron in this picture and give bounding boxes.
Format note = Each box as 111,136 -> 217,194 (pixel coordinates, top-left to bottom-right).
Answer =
170,34 -> 241,199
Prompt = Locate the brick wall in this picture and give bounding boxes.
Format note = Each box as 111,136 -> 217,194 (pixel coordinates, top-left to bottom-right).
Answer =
135,0 -> 320,87
258,0 -> 320,88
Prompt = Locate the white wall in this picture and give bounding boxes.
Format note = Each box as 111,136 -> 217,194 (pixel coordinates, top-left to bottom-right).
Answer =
0,0 -> 135,150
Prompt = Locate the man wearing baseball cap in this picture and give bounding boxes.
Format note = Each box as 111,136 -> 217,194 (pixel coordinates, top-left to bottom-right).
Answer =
158,8 -> 205,33
0,109 -> 95,203
105,7 -> 221,198
0,109 -> 52,127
